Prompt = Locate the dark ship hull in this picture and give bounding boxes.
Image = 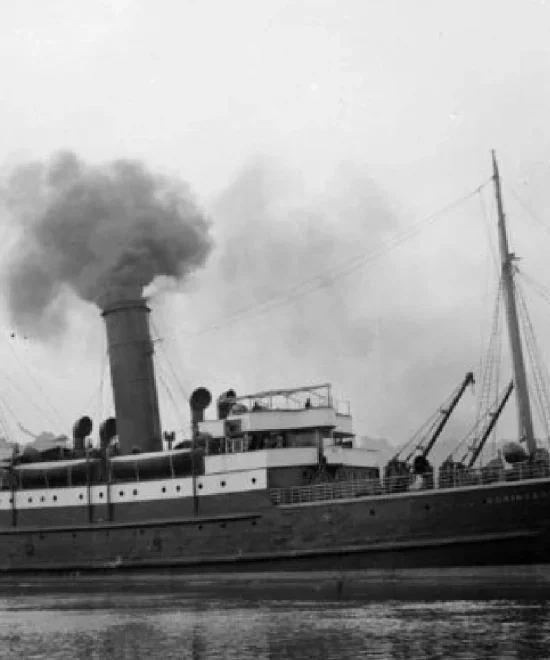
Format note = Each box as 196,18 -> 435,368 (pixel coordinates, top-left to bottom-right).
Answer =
1,474 -> 549,574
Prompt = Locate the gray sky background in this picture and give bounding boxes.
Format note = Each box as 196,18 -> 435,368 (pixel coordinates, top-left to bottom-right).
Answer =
1,0 -> 550,460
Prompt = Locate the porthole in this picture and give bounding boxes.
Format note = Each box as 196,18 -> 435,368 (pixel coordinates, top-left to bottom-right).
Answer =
28,497 -> 32,503
221,481 -> 226,487
133,489 -> 138,496
198,484 -> 203,490
176,485 -> 181,492
119,491 -> 124,497
79,494 -> 84,501
99,492 -> 104,499
252,478 -> 256,484
53,495 -> 57,502
162,487 -> 166,493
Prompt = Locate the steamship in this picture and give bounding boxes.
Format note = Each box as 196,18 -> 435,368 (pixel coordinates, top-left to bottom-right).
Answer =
1,152 -> 550,576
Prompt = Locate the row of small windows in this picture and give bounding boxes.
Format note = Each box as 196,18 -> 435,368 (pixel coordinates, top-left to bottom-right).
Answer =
34,519 -> 259,541
2,477 -> 260,505
20,488 -> 547,507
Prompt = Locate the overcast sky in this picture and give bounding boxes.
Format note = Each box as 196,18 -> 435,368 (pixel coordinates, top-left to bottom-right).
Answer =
1,0 -> 550,457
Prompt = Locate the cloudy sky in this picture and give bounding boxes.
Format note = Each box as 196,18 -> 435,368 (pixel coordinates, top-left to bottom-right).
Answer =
1,0 -> 550,460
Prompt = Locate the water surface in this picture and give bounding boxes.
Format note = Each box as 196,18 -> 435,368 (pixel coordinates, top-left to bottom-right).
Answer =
1,570 -> 549,660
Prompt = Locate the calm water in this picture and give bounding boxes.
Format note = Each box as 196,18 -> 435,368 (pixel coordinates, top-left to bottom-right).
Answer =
1,572 -> 550,660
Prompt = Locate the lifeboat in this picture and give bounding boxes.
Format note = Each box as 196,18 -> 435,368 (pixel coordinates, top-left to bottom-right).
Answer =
108,448 -> 204,481
13,457 -> 101,488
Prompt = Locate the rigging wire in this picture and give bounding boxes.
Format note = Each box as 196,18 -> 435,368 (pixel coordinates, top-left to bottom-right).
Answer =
160,181 -> 491,341
0,369 -> 63,432
478,187 -> 500,271
0,394 -> 17,444
473,179 -> 550,458
154,358 -> 190,440
474,189 -> 502,463
504,182 -> 550,239
520,271 -> 550,309
2,337 -> 65,432
76,348 -> 108,421
515,275 -> 550,443
474,278 -> 504,462
151,320 -> 190,404
0,404 -> 12,445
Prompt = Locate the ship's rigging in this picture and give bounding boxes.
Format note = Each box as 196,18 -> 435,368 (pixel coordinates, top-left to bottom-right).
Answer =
469,154 -> 550,465
2,155 -> 550,462
493,152 -> 537,453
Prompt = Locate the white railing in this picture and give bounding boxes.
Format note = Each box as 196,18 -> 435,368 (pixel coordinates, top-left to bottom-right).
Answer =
270,478 -> 381,505
269,461 -> 550,506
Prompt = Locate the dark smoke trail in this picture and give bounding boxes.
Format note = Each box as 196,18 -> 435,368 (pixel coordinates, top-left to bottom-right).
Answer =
2,151 -> 213,338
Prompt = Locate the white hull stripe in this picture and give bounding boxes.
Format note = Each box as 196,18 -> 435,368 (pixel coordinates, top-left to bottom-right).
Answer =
0,468 -> 267,510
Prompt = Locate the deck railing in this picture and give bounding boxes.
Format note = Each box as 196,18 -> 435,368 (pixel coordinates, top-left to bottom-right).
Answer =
269,461 -> 550,506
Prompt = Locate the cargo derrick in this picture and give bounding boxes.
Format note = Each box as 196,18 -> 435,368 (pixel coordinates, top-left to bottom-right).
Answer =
384,371 -> 475,492
439,380 -> 514,488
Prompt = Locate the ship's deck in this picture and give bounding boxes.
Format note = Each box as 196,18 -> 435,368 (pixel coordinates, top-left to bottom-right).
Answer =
269,461 -> 550,506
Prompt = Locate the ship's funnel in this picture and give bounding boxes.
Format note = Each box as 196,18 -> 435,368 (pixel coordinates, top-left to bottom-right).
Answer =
190,387 -> 211,437
99,286 -> 162,455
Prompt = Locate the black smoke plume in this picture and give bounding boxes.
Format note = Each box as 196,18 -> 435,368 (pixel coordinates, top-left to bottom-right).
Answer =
2,151 -> 212,337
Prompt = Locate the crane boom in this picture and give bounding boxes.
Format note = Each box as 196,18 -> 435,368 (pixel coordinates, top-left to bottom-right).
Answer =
445,380 -> 514,469
421,371 -> 475,458
393,372 -> 475,463
467,381 -> 514,467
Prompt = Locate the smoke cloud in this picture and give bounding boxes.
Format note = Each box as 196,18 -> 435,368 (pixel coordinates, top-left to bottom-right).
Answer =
2,151 -> 212,337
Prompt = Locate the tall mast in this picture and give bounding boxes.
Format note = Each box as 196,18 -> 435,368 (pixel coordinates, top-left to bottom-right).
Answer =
492,150 -> 537,454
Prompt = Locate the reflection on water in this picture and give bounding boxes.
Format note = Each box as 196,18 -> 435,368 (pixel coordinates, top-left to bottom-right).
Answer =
1,591 -> 550,660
